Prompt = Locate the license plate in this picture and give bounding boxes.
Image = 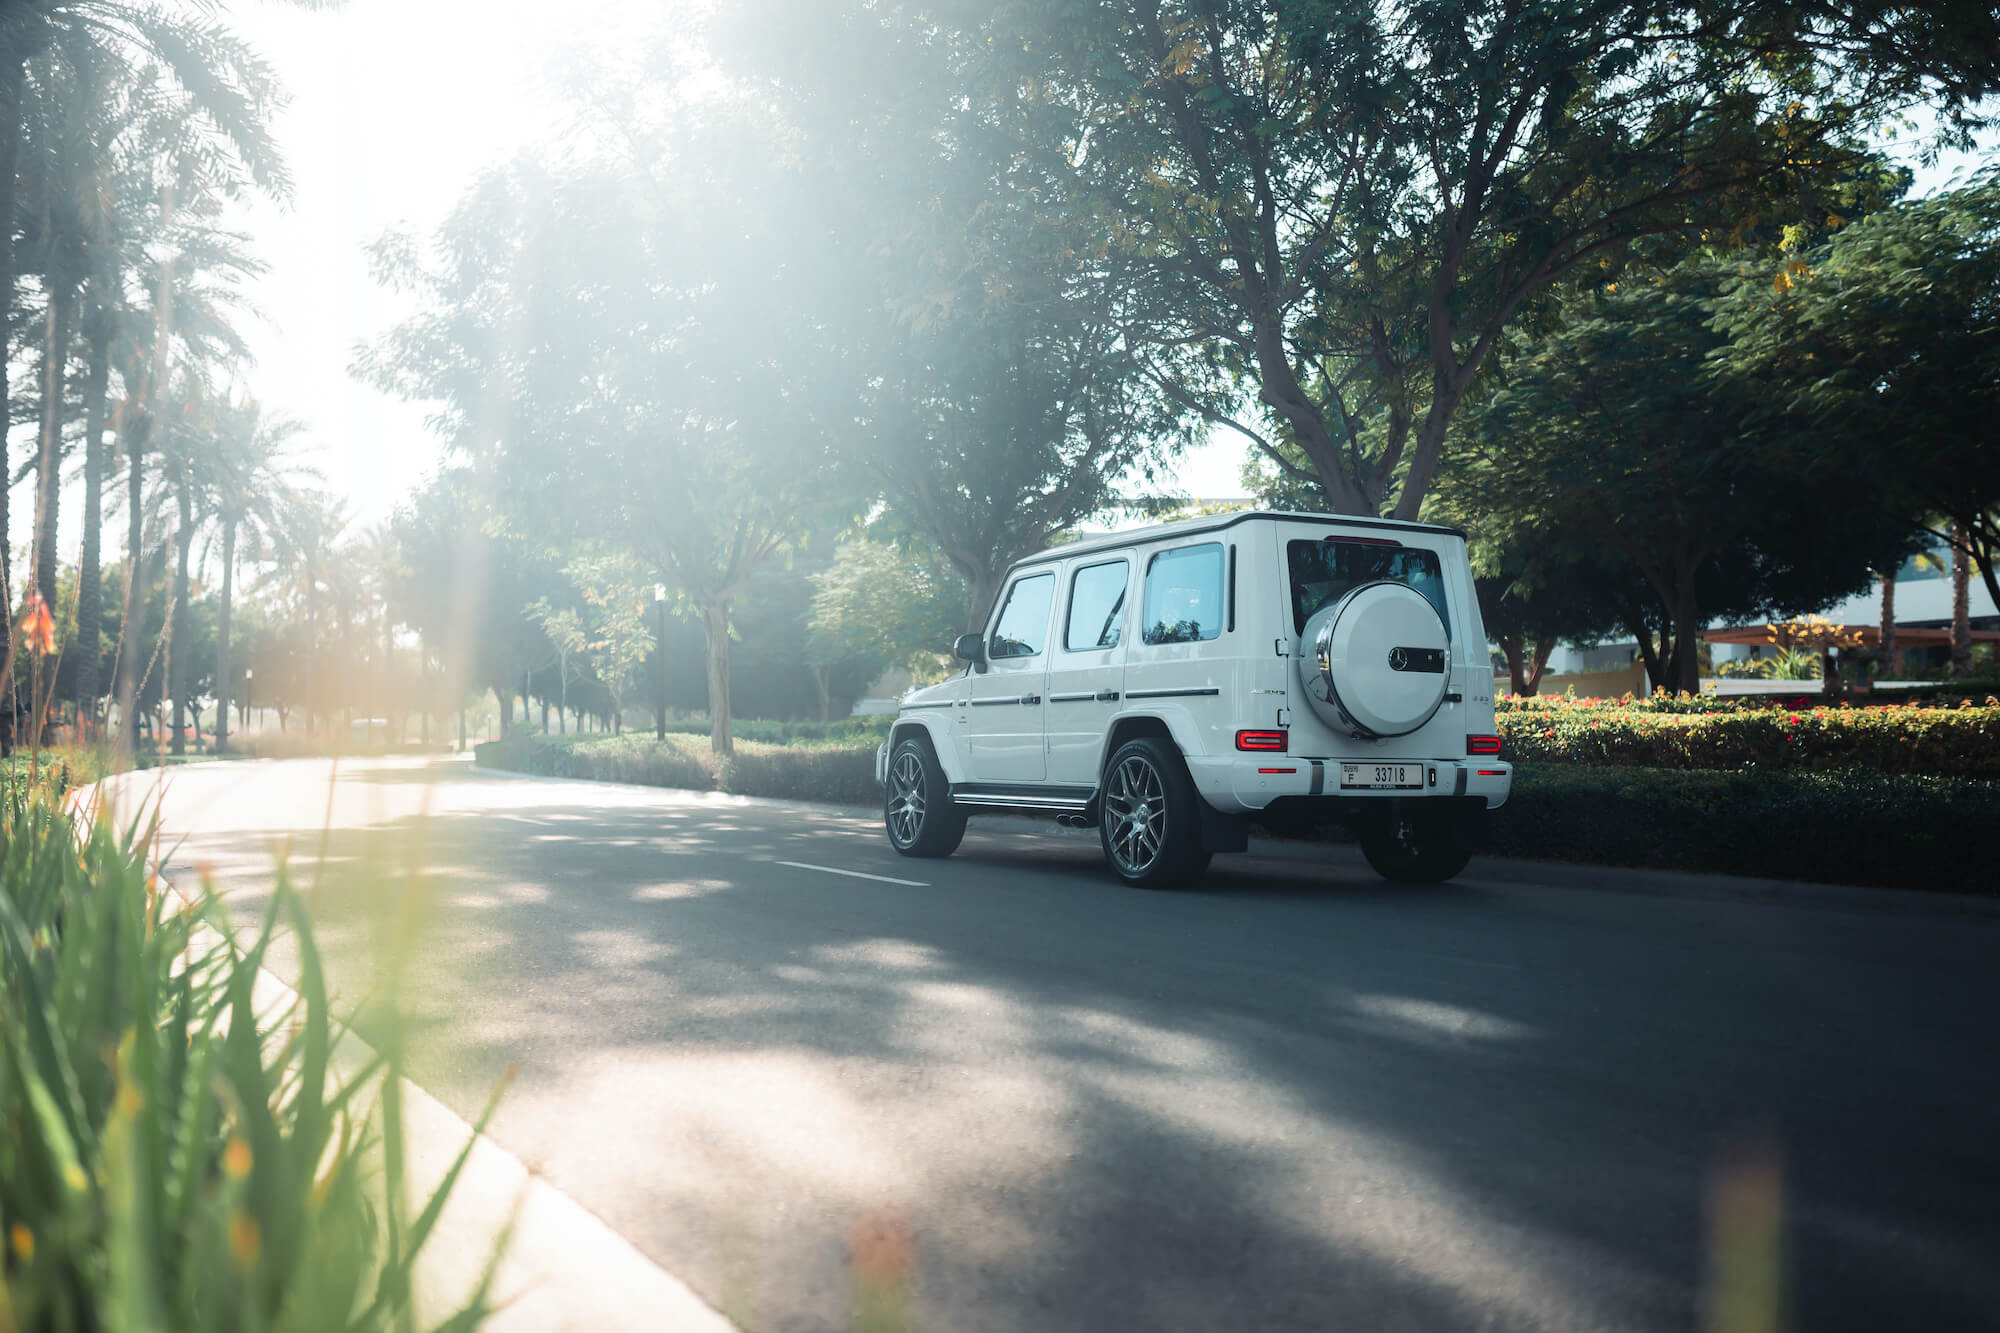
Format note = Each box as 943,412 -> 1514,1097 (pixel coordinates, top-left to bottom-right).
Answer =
1340,762 -> 1424,790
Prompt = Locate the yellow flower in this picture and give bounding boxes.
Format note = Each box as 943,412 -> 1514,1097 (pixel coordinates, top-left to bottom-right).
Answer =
223,1137 -> 253,1179
10,1223 -> 33,1263
229,1214 -> 262,1270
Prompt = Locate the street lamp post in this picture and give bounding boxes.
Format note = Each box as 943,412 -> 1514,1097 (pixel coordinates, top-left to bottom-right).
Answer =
243,668 -> 252,735
653,583 -> 668,740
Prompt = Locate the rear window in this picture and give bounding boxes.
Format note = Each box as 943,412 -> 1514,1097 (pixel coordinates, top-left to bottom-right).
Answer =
1288,540 -> 1448,636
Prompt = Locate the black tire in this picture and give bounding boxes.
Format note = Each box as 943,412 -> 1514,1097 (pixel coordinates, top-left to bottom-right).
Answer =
884,735 -> 967,858
1099,738 -> 1208,888
1357,809 -> 1474,884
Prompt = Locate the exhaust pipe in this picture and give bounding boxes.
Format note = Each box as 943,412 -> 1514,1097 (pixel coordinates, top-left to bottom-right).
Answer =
1055,813 -> 1096,829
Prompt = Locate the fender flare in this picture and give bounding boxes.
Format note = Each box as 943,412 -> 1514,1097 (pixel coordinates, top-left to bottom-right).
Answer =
1092,706 -> 1209,781
887,715 -> 969,784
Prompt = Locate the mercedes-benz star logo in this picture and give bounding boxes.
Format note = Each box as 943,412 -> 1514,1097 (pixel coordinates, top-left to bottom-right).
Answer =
1388,647 -> 1409,672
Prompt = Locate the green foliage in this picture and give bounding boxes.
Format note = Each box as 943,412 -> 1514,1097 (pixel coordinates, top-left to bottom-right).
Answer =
808,541 -> 969,686
1495,697 -> 2000,777
716,749 -> 880,806
0,775 -> 497,1331
838,0 -> 2000,520
1713,166 -> 2000,611
1450,259 -> 1919,693
473,727 -> 887,805
1487,764 -> 2000,893
1715,647 -> 1823,681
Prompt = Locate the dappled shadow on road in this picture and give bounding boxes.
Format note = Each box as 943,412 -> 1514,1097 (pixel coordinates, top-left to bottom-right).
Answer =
162,762 -> 2000,1333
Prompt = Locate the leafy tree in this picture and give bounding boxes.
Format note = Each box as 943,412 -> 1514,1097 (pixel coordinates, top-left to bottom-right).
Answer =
1455,260 -> 1919,693
718,8 -> 1196,625
562,555 -> 655,733
385,469 -> 561,734
1470,547 -> 1633,696
526,599 -> 586,735
362,106 -> 845,754
808,540 -> 970,695
1714,167 -> 2000,614
884,0 -> 2000,520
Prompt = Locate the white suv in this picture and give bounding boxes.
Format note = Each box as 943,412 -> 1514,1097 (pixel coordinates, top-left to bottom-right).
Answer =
874,510 -> 1511,886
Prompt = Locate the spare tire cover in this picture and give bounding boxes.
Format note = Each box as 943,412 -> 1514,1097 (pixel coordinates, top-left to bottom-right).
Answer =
1298,581 -> 1451,738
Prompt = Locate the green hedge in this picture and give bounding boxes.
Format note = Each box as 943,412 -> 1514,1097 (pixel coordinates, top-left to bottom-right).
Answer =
717,749 -> 880,805
475,734 -> 881,805
1488,764 -> 1999,892
1497,700 -> 2000,777
542,716 -> 894,746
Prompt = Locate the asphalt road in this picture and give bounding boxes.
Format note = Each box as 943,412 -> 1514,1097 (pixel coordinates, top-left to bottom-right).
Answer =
108,754 -> 2000,1333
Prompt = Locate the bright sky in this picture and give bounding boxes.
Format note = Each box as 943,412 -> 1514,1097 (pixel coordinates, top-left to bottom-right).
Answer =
214,0 -> 677,533
181,6 -> 2000,539
213,0 -> 1252,536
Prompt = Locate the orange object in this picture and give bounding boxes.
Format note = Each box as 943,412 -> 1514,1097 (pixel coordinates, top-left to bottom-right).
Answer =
20,591 -> 55,657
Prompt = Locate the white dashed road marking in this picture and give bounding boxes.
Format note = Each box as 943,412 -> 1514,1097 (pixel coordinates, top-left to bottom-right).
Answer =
776,860 -> 929,888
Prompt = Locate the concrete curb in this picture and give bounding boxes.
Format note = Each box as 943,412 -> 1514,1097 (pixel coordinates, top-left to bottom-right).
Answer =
76,777 -> 738,1333
465,754 -> 2000,919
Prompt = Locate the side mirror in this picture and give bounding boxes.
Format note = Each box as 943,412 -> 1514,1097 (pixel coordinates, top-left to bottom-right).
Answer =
953,633 -> 986,667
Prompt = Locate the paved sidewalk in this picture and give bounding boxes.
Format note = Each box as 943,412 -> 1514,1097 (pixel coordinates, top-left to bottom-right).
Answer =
84,771 -> 737,1333
178,891 -> 738,1333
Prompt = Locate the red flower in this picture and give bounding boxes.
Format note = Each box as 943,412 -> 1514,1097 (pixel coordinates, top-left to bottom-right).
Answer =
1788,714 -> 1801,725
19,592 -> 54,657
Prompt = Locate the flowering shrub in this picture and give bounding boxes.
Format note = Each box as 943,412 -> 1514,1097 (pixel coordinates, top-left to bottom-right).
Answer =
1495,695 -> 2000,777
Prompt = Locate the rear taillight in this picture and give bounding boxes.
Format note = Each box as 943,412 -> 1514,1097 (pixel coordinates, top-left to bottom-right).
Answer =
1323,534 -> 1401,547
1466,734 -> 1502,756
1236,729 -> 1288,752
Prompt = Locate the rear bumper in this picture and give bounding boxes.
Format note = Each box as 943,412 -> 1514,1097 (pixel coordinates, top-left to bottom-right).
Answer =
1186,755 -> 1512,814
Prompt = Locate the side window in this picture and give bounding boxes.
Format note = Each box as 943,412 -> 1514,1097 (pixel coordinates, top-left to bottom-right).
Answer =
988,572 -> 1056,660
1064,560 -> 1129,652
1142,543 -> 1225,645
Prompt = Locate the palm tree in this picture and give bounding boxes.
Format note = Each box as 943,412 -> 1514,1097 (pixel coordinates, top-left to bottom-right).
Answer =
202,396 -> 312,753
106,161 -> 263,752
3,0 -> 294,749
259,493 -> 351,741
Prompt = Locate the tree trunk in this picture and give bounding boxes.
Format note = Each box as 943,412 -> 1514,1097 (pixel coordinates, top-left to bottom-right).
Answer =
0,57 -> 24,754
1500,636 -> 1528,696
168,484 -> 194,755
305,578 -> 318,740
1391,378 -> 1469,523
116,408 -> 148,755
1627,601 -> 1674,695
1667,587 -> 1702,696
965,563 -> 1001,636
215,521 -> 237,755
1879,571 -> 1897,677
75,291 -> 111,731
1529,638 -> 1557,695
1951,524 -> 1972,676
31,276 -> 74,612
699,599 -> 734,755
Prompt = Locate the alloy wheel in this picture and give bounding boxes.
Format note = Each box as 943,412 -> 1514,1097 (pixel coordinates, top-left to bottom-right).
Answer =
1103,754 -> 1166,875
887,749 -> 927,847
